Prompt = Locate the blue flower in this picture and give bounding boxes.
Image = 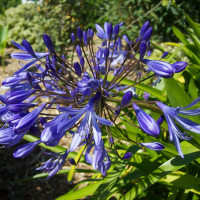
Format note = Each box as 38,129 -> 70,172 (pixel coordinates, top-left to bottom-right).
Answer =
95,22 -> 123,41
85,141 -> 111,176
57,97 -> 113,148
11,41 -> 50,74
156,99 -> 200,158
36,150 -> 70,180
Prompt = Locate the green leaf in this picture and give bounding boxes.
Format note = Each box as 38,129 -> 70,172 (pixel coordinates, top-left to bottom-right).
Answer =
67,179 -> 103,194
188,75 -> 199,101
102,126 -> 177,156
186,28 -> 200,53
0,25 -> 9,54
164,77 -> 200,144
120,145 -> 200,200
90,145 -> 140,200
167,186 -> 178,200
172,26 -> 189,45
160,171 -> 200,195
56,180 -> 104,200
151,42 -> 165,53
166,45 -> 183,63
185,14 -> 200,41
67,144 -> 86,181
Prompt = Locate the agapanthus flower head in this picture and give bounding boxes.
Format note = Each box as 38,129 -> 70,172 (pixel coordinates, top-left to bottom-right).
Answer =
0,19 -> 190,179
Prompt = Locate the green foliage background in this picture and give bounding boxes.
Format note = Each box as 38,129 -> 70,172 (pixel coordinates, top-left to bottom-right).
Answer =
0,0 -> 200,54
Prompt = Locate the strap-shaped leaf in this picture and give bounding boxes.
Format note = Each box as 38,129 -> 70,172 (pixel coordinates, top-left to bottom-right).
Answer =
186,14 -> 200,41
102,126 -> 177,155
120,145 -> 200,199
56,180 -> 104,200
172,26 -> 189,45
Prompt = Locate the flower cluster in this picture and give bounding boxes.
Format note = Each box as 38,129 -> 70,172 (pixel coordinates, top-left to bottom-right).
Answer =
0,21 -> 198,179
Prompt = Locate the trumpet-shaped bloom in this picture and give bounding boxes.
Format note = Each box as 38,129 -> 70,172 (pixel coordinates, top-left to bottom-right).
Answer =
57,97 -> 113,147
156,99 -> 200,158
85,141 -> 111,176
36,150 -> 70,180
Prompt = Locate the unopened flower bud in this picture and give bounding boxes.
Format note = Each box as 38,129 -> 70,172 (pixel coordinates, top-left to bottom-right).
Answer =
83,31 -> 88,46
123,152 -> 132,159
133,103 -> 160,137
140,142 -> 165,151
22,39 -> 36,58
142,59 -> 175,78
157,115 -> 165,126
107,23 -> 113,40
140,42 -> 147,61
172,61 -> 188,73
90,29 -> 94,39
114,24 -> 119,39
77,27 -> 83,42
94,91 -> 101,104
73,62 -> 82,77
121,91 -> 132,107
161,52 -> 168,59
69,158 -> 76,165
76,45 -> 82,57
139,21 -> 149,40
104,48 -> 109,60
80,57 -> 84,68
142,27 -> 152,43
110,137 -> 114,144
71,33 -> 75,44
43,34 -> 56,54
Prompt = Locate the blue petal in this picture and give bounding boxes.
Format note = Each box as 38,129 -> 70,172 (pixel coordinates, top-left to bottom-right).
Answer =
57,106 -> 81,114
14,59 -> 38,74
11,53 -> 35,60
95,23 -> 105,36
85,143 -> 94,165
91,114 -> 102,146
180,97 -> 200,110
95,114 -> 113,126
174,115 -> 200,134
70,133 -> 82,152
57,109 -> 85,133
11,41 -> 27,52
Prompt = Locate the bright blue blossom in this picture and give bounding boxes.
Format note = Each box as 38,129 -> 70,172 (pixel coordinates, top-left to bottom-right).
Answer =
156,100 -> 200,158
0,20 -> 189,179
